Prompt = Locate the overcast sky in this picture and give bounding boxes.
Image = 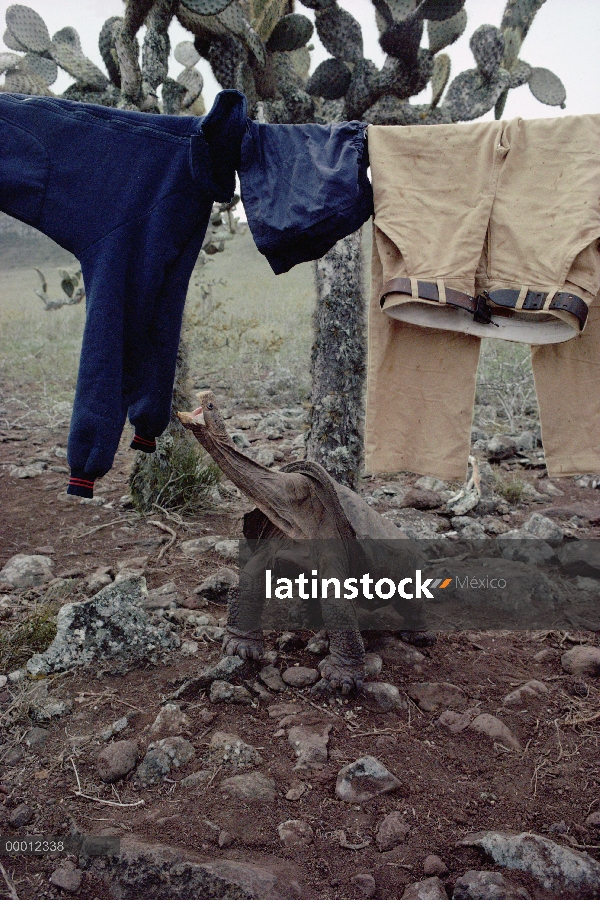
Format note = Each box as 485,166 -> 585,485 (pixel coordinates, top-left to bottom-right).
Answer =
1,0 -> 599,119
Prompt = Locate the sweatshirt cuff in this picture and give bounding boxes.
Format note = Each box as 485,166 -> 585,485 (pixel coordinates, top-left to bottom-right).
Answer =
130,434 -> 157,453
67,470 -> 96,498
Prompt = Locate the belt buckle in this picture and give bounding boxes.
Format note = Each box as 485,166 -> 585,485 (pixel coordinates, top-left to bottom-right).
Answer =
473,291 -> 498,326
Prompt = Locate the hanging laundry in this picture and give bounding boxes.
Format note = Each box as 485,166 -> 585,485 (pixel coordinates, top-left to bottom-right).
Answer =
365,114 -> 600,481
0,89 -> 247,497
239,119 -> 373,274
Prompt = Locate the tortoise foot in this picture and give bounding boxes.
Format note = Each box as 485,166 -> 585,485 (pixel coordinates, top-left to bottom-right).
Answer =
399,630 -> 437,647
222,628 -> 264,661
312,653 -> 364,695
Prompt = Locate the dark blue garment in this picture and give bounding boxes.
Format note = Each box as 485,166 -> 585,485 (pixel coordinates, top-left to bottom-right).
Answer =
239,119 -> 373,275
0,90 -> 247,497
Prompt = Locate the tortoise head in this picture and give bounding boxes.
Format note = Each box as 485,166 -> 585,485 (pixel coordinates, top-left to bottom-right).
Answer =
176,390 -> 229,439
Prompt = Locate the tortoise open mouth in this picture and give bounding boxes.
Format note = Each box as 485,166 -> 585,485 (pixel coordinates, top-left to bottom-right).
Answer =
176,408 -> 205,426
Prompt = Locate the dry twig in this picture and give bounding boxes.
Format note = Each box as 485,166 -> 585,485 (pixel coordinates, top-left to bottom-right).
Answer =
148,520 -> 177,560
0,862 -> 19,900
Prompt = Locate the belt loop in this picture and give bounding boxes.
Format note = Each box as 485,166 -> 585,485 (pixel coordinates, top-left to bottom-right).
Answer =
515,285 -> 528,310
543,287 -> 558,310
436,278 -> 447,305
410,278 -> 419,300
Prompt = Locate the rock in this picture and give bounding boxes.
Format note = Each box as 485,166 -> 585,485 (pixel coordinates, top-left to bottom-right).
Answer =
416,476 -> 448,492
561,646 -> 600,678
213,539 -> 239,560
399,487 -> 443,510
423,855 -> 448,877
502,680 -> 549,706
180,770 -> 211,788
180,640 -> 199,656
487,435 -> 518,460
460,521 -> 488,539
277,819 -> 314,848
172,654 -> 246,700
207,732 -> 262,769
585,811 -> 600,828
92,835 -> 313,900
149,703 -> 190,736
401,877 -> 448,900
136,737 -> 195,785
50,864 -> 82,893
210,681 -> 253,704
4,747 -> 24,766
142,581 -> 180,609
453,870 -> 531,899
9,804 -> 34,827
375,636 -> 426,668
376,811 -> 410,850
520,513 -> 564,541
306,633 -> 329,655
288,724 -> 331,770
352,873 -> 377,897
0,554 -> 53,588
282,667 -> 319,688
559,542 -> 600,578
285,781 -> 307,801
23,726 -> 49,749
26,578 -> 179,676
460,831 -> 600,898
538,480 -> 564,497
0,676 -> 6,689
575,576 -> 600,592
335,756 -> 402,803
260,665 -> 287,692
469,714 -> 522,751
180,536 -> 224,557
361,682 -> 406,712
499,538 -> 557,567
195,567 -> 238,604
86,566 -> 114,592
28,683 -> 73,722
407,682 -> 466,712
516,431 -> 536,452
231,431 -> 250,448
97,740 -> 139,783
220,771 -> 277,802
364,653 -> 383,677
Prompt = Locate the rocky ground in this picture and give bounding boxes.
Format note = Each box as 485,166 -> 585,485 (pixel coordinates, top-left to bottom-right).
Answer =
1,395 -> 600,900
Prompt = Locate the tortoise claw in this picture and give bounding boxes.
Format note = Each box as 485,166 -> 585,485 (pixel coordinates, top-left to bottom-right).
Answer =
222,629 -> 264,661
312,654 -> 364,694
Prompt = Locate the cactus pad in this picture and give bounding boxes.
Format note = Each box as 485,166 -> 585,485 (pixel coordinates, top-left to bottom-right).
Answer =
387,0 -> 418,20
427,8 -> 466,53
508,58 -> 531,88
177,63 -> 204,100
315,5 -> 363,64
443,65 -> 509,121
528,66 -> 565,107
0,51 -> 21,74
99,17 -> 123,88
306,57 -> 351,99
4,67 -> 52,95
288,45 -> 311,79
207,33 -> 244,88
418,0 -> 465,22
3,27 -> 27,51
363,94 -> 419,125
181,0 -> 236,16
22,52 -> 57,85
218,1 -> 266,66
344,58 -> 380,119
174,40 -> 200,66
298,0 -> 336,10
5,5 -> 50,54
379,16 -> 423,63
501,0 -> 546,40
430,51 -> 450,106
266,14 -> 313,52
53,26 -> 82,52
469,24 -> 504,79
50,40 -> 109,89
247,0 -> 292,41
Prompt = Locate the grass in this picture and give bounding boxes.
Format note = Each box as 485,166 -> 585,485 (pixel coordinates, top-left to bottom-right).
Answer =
0,606 -> 57,672
493,468 -> 527,504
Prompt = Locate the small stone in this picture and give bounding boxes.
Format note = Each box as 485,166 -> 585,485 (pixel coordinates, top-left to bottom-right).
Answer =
142,581 -> 180,609
487,435 -> 518,460
29,696 -> 73,722
0,554 -> 53,588
503,680 -> 549,706
277,819 -> 314,848
469,713 -> 522,750
149,703 -> 190,736
213,540 -> 239,560
4,746 -> 24,766
180,770 -> 211,788
180,536 -> 224,557
407,682 -> 466,712
278,632 -> 304,651
335,756 -> 402,803
400,876 -> 448,900
220,771 -> 277,802
351,873 -> 376,897
558,542 -> 600,577
210,681 -> 253,704
268,702 -> 298,718
0,676 -> 6,689
306,635 -> 328,655
97,740 -> 139,783
516,431 -> 536,452
520,512 -> 564,541
218,830 -> 233,848
23,727 -> 49,749
50,864 -> 83,893
207,732 -> 262,768
100,715 -> 130,742
585,811 -> 600,828
453,870 -> 531,899
361,682 -> 406,712
561,646 -> 600,678
9,803 -> 34,827
8,670 -> 24,683
415,476 -> 447,492
282,666 -> 319,688
285,781 -> 307,801
438,708 -> 479,733
195,567 -> 238,604
259,665 -> 287,692
288,724 -> 331,770
180,640 -> 199,656
376,811 -> 410,850
399,487 -> 443,510
422,855 -> 448,877
364,653 -> 382,677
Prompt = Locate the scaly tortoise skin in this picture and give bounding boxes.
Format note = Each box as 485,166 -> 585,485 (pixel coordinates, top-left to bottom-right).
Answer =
178,390 -> 428,693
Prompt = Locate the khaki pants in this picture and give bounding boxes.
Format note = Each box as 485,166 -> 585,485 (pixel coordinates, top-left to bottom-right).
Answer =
365,115 -> 600,480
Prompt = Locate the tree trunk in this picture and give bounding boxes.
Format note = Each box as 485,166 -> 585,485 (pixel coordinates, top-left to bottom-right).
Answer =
305,228 -> 366,489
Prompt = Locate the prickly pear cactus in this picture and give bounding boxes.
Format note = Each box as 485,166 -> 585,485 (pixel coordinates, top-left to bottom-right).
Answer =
5,4 -> 50,54
528,66 -> 566,107
469,24 -> 504,80
427,8 -> 467,53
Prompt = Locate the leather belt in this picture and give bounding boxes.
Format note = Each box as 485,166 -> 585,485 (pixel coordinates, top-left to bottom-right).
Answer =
380,278 -> 588,330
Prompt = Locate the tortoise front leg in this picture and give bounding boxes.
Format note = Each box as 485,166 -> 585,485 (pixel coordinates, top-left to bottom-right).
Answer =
222,546 -> 271,661
315,628 -> 365,694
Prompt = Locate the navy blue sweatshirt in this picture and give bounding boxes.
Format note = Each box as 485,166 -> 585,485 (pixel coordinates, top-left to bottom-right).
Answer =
0,89 -> 247,497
